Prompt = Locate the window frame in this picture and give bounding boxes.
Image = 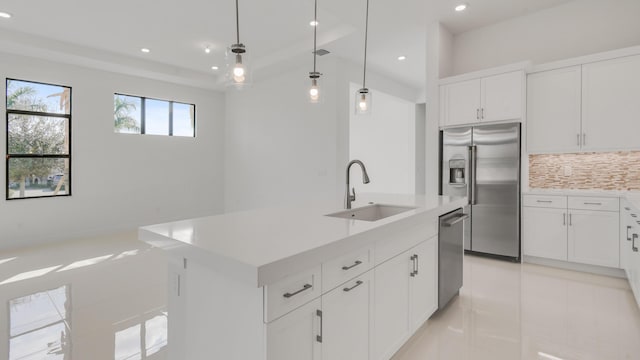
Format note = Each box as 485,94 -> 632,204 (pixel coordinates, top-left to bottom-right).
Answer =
6,78 -> 72,201
114,93 -> 196,137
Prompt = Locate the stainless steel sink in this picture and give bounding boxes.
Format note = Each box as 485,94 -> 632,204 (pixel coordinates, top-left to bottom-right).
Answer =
325,204 -> 417,222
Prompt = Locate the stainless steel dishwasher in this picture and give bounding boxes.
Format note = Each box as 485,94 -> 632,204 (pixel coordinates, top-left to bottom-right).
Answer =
439,208 -> 468,309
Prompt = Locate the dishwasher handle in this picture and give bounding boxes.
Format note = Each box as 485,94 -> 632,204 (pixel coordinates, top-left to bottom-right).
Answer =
442,214 -> 470,227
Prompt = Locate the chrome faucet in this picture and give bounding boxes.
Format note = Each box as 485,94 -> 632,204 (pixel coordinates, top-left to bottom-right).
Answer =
345,160 -> 370,209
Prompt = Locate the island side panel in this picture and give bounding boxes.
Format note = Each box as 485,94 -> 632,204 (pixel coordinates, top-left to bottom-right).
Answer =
170,255 -> 266,360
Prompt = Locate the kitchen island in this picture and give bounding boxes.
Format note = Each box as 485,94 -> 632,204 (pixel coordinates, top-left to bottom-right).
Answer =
139,194 -> 467,360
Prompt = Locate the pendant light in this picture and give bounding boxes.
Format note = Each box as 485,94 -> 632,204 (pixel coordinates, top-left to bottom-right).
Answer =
355,0 -> 372,115
227,0 -> 250,87
308,0 -> 321,103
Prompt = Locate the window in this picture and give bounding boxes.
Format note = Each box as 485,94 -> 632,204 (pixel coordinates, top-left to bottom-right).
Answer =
114,94 -> 195,137
6,79 -> 71,200
114,311 -> 168,359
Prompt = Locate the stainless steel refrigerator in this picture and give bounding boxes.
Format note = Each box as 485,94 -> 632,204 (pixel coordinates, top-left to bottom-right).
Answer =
440,123 -> 521,261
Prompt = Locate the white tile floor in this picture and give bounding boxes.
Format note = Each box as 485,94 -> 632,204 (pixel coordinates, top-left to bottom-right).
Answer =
1,234 -> 639,360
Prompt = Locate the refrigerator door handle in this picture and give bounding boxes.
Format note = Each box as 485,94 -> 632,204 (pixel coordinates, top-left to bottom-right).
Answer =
469,145 -> 477,205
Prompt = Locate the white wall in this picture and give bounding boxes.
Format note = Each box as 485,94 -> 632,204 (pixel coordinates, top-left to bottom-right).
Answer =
0,52 -> 225,251
224,57 -> 420,212
452,0 -> 640,74
349,83 -> 416,195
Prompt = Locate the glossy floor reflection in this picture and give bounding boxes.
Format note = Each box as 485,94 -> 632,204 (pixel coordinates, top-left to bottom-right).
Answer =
0,232 -> 168,360
394,255 -> 640,360
2,236 -> 640,360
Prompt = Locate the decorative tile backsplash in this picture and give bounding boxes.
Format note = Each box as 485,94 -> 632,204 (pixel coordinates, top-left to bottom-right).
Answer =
529,152 -> 640,191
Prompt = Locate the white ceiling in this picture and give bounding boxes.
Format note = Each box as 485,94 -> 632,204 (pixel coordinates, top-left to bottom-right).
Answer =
0,0 -> 575,92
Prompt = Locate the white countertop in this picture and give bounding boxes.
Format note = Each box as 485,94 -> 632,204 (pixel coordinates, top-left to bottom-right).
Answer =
139,194 -> 467,287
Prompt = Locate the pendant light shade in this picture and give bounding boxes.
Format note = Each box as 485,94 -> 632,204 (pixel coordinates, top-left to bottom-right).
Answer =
227,0 -> 251,88
309,0 -> 322,103
355,0 -> 371,115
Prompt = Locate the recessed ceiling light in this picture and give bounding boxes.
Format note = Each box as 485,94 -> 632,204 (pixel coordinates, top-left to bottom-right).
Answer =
310,20 -> 319,26
455,4 -> 467,12
211,66 -> 219,70
397,56 -> 407,61
141,48 -> 150,53
0,12 -> 12,18
205,46 -> 211,54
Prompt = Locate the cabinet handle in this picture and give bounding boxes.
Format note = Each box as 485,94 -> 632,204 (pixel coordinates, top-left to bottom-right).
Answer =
283,284 -> 312,298
633,234 -> 638,253
343,280 -> 364,292
481,108 -> 485,119
563,213 -> 566,226
537,200 -> 553,203
632,214 -> 638,218
577,134 -> 581,146
584,202 -> 602,206
476,109 -> 480,120
316,310 -> 323,343
625,207 -> 631,211
410,254 -> 417,277
583,133 -> 586,146
415,254 -> 419,276
341,260 -> 362,271
569,213 -> 572,226
628,226 -> 633,241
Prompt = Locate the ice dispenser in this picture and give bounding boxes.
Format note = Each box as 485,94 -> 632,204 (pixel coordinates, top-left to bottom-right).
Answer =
449,159 -> 466,184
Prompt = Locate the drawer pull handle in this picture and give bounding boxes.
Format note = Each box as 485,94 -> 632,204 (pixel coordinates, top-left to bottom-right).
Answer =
632,214 -> 638,218
536,200 -> 553,203
342,260 -> 363,271
343,280 -> 364,292
625,207 -> 631,211
633,234 -> 638,253
584,202 -> 602,205
283,284 -> 312,298
628,226 -> 633,241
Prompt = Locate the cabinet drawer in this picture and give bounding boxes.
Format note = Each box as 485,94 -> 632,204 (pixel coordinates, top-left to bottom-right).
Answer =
522,195 -> 567,209
264,265 -> 321,323
568,196 -> 619,212
322,247 -> 372,292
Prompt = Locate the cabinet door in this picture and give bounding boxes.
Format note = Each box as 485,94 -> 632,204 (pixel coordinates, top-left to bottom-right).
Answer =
527,66 -> 582,153
322,272 -> 371,360
523,207 -> 568,261
372,251 -> 411,360
582,55 -> 640,151
568,210 -> 620,268
267,298 -> 321,360
630,229 -> 640,308
442,79 -> 481,127
481,71 -> 524,122
409,237 -> 438,332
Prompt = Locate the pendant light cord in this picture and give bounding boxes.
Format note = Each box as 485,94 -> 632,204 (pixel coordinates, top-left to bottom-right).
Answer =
235,0 -> 240,44
313,0 -> 318,72
362,0 -> 369,88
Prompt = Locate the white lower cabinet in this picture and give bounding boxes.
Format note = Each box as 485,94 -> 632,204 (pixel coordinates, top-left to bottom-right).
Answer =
322,272 -> 372,360
568,210 -> 620,268
267,298 -> 322,360
373,249 -> 411,360
523,206 -> 567,261
621,202 -> 640,308
523,195 -> 620,268
409,237 -> 438,331
373,237 -> 438,360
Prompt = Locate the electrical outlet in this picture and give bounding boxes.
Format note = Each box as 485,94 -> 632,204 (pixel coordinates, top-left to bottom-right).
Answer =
563,165 -> 572,176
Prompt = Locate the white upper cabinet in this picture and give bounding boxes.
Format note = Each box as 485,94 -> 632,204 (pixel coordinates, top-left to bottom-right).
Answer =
440,70 -> 524,128
481,71 -> 525,123
582,54 -> 640,151
441,79 -> 482,127
527,66 -> 582,153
